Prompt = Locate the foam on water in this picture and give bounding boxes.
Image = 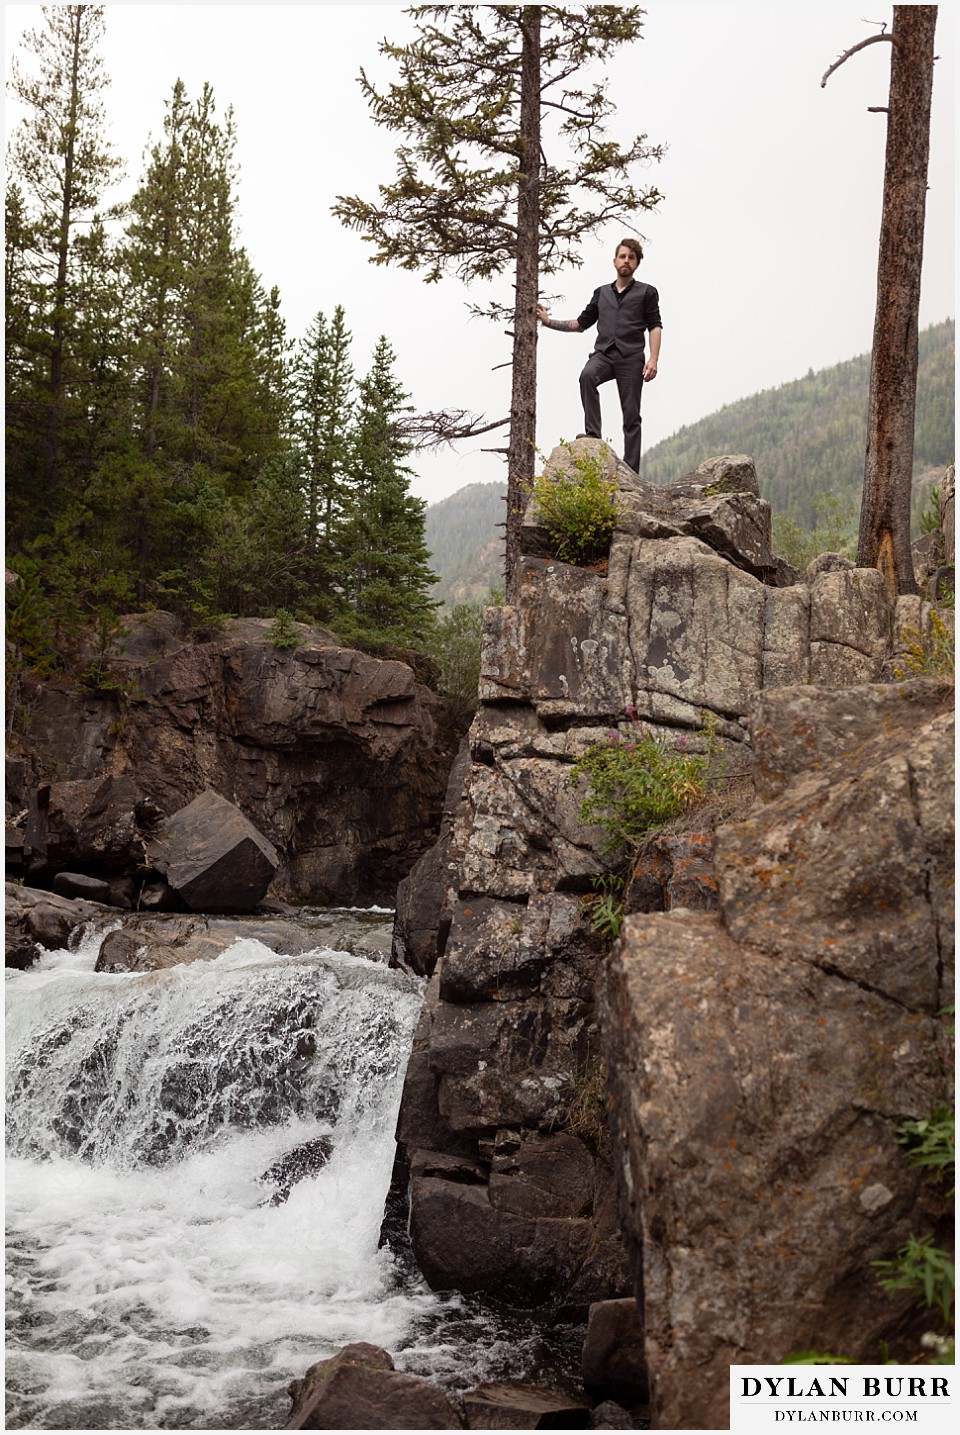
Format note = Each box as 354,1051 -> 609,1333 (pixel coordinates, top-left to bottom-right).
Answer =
4,929 -> 443,1429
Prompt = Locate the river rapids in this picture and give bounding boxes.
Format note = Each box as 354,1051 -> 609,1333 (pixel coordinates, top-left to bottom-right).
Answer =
4,911 -> 554,1429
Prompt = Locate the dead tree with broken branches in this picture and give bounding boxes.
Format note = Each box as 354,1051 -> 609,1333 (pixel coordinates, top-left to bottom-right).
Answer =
823,7 -> 938,597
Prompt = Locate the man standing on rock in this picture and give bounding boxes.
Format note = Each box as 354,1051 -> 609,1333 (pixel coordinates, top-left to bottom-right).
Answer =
536,237 -> 662,474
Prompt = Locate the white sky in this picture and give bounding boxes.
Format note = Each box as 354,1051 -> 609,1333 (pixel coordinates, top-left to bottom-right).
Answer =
4,2 -> 956,505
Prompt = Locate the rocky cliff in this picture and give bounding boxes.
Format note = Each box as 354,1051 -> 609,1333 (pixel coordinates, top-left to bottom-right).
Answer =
600,679 -> 953,1428
6,616 -> 453,907
389,442 -> 953,1413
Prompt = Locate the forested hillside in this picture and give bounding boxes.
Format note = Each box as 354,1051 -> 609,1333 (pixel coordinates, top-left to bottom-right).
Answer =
425,483 -> 505,605
642,319 -> 955,528
5,7 -> 438,677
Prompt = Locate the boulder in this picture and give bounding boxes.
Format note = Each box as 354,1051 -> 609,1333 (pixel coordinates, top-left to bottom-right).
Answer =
805,551 -> 853,581
147,790 -> 280,912
52,871 -> 113,904
5,883 -> 106,966
286,1342 -> 462,1430
588,1401 -> 633,1429
95,929 -> 146,972
258,1137 -> 332,1205
581,1300 -> 648,1408
461,1381 -> 590,1429
92,912 -> 321,972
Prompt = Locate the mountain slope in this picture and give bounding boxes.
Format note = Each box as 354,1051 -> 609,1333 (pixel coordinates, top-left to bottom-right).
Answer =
425,481 -> 506,605
641,318 -> 954,529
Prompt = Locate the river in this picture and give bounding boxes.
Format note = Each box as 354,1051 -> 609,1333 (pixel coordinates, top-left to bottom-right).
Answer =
5,910 -> 557,1429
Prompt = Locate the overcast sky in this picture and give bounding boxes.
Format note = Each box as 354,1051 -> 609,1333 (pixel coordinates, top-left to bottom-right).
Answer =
4,2 -> 956,505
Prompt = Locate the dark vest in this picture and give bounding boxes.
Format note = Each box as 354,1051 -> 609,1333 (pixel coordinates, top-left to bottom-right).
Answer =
595,282 -> 654,358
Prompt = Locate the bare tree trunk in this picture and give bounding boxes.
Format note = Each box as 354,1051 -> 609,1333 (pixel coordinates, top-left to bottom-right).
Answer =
505,6 -> 541,602
858,5 -> 937,596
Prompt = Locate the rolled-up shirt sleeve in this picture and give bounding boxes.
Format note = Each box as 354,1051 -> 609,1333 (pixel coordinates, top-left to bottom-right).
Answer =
577,287 -> 600,331
645,286 -> 663,331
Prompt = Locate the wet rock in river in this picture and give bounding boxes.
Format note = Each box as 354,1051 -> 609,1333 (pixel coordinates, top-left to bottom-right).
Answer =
259,1136 -> 333,1205
286,1342 -> 463,1429
461,1379 -> 590,1429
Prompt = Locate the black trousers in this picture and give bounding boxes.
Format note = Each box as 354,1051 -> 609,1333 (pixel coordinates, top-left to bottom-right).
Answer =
579,347 -> 644,473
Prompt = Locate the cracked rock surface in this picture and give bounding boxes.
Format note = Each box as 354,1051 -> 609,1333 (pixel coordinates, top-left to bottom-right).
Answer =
599,680 -> 954,1430
390,442 -> 952,1327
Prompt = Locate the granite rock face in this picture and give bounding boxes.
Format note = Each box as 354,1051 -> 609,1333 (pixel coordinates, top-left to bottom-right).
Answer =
7,616 -> 452,906
598,680 -> 954,1431
390,441 -> 949,1339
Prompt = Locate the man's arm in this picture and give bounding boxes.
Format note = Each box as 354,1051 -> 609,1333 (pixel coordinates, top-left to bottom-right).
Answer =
538,286 -> 599,334
644,325 -> 662,382
537,304 -> 581,332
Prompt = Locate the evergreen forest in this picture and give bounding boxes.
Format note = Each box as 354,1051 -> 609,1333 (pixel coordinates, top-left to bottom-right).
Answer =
5,7 -> 439,683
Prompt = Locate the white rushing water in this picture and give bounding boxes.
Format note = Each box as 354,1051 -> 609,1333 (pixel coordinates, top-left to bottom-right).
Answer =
5,917 -> 545,1430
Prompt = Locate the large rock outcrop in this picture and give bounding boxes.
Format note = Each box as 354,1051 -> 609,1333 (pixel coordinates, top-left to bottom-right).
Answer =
599,679 -> 954,1430
389,440 -> 949,1329
7,616 -> 452,906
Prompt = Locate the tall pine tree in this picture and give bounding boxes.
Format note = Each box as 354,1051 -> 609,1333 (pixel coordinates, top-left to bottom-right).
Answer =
117,79 -> 289,615
335,337 -> 439,644
292,306 -> 355,550
6,3 -> 124,538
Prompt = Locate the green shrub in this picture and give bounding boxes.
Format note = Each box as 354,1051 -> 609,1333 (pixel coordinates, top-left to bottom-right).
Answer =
920,486 -> 942,536
873,1236 -> 954,1331
423,600 -> 486,720
529,444 -> 619,565
772,493 -> 857,570
897,1104 -> 955,1191
571,715 -> 709,854
894,608 -> 955,679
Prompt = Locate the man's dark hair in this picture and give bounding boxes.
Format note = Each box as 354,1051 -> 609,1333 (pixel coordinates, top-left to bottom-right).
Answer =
615,237 -> 644,264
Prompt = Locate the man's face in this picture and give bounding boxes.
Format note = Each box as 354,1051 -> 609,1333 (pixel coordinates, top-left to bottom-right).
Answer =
614,246 -> 639,280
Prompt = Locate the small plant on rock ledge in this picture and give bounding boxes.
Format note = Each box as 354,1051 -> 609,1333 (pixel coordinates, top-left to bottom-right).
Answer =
894,608 -> 955,680
528,443 -> 619,566
571,710 -> 712,854
268,609 -> 301,649
560,1059 -> 609,1153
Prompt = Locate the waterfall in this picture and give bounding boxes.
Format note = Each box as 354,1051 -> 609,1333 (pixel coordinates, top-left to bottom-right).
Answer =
5,916 -> 565,1429
5,919 -> 457,1428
